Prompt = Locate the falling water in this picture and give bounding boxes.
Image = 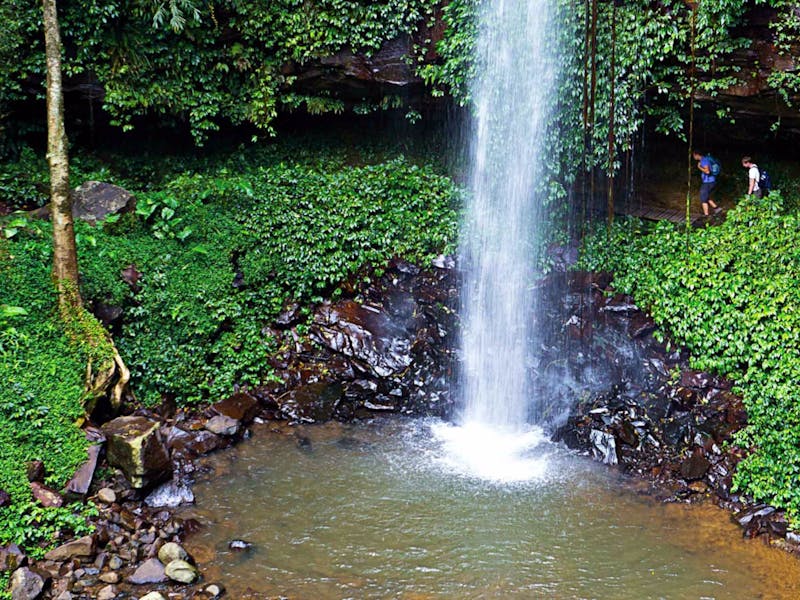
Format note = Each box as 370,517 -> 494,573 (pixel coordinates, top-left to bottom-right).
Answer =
458,0 -> 558,429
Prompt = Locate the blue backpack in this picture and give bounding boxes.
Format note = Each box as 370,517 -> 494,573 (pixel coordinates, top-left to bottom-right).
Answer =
708,156 -> 722,177
759,168 -> 772,194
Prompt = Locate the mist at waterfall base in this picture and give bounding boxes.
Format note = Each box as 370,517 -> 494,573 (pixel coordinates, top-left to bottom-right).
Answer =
434,0 -> 565,479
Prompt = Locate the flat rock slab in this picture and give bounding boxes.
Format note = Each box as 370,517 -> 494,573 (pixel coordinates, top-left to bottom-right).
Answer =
44,535 -> 95,562
127,558 -> 166,585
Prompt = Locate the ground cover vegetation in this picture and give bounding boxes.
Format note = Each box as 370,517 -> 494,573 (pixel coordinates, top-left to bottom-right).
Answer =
578,187 -> 800,525
0,141 -> 460,559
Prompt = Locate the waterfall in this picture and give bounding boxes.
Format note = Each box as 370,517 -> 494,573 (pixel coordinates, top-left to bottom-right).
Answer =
458,0 -> 558,429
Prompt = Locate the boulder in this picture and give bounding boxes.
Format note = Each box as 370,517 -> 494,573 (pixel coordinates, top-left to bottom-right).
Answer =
102,416 -> 170,488
139,593 -> 167,600
0,489 -> 10,508
44,535 -> 95,562
127,558 -> 166,585
157,542 -> 188,565
72,181 -> 135,225
680,451 -> 711,481
9,567 -> 44,600
168,429 -> 221,457
164,559 -> 197,584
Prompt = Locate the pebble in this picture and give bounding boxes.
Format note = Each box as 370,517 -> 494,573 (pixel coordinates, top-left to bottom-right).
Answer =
96,585 -> 117,600
97,488 -> 117,504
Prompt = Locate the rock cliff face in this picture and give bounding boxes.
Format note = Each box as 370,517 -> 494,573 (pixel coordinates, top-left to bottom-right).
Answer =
696,7 -> 800,142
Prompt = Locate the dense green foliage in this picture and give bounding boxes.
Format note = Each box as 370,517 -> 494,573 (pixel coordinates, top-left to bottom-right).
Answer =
0,0 -> 440,144
578,191 -> 800,524
0,142 -> 459,555
0,235 -> 102,554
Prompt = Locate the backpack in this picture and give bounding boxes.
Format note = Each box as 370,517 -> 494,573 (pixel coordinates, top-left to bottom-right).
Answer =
759,168 -> 772,194
708,156 -> 722,177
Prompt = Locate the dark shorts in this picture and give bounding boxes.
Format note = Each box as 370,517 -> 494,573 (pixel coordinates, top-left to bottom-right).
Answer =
700,181 -> 716,203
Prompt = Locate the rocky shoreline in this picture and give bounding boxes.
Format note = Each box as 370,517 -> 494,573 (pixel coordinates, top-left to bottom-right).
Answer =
3,255 -> 799,599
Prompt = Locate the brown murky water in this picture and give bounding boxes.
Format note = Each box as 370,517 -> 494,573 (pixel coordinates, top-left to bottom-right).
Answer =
179,418 -> 800,599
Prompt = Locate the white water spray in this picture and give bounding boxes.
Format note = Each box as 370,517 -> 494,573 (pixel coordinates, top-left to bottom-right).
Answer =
441,0 -> 559,477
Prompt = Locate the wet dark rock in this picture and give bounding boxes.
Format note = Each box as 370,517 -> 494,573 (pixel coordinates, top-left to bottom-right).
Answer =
121,264 -> 141,293
91,302 -> 123,328
680,451 -> 711,481
212,391 -> 260,423
312,300 -> 414,378
168,428 -> 221,458
102,416 -> 171,489
9,567 -> 45,600
600,294 -> 639,314
279,381 -> 343,423
72,181 -> 135,225
295,435 -> 312,451
275,302 -> 302,327
680,370 -> 712,390
589,430 -> 618,465
628,313 -> 656,338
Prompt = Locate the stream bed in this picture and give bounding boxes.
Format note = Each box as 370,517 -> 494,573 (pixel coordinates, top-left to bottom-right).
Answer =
179,417 -> 800,599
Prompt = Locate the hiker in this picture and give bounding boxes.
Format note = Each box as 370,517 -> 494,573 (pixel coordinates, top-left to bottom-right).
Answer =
741,156 -> 762,199
693,151 -> 721,216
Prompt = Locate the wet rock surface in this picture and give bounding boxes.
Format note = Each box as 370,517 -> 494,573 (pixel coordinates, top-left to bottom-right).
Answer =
257,256 -> 458,422
547,269 -> 793,548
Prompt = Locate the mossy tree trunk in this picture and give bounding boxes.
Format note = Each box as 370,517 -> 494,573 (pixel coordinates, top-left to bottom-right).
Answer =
42,0 -> 130,412
42,0 -> 80,311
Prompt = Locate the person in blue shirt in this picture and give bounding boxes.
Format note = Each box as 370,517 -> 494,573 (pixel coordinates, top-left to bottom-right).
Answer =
692,150 -> 721,216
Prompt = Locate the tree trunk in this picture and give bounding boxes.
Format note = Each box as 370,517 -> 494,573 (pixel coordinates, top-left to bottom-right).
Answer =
43,0 -> 81,311
42,0 -> 130,412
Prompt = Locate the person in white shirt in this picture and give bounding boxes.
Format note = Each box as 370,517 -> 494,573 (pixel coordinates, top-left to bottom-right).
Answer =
741,156 -> 762,199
